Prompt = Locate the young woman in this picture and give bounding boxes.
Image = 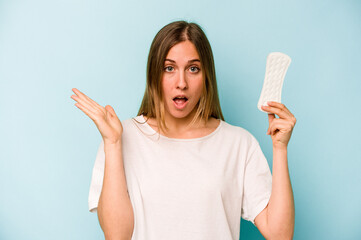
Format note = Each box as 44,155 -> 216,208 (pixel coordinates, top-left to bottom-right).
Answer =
71,20 -> 296,240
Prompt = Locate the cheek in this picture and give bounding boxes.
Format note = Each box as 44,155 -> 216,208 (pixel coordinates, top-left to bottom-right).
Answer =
161,78 -> 171,96
193,77 -> 204,96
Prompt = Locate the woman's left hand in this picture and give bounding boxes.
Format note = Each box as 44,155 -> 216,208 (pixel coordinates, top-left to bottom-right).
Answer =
261,101 -> 297,149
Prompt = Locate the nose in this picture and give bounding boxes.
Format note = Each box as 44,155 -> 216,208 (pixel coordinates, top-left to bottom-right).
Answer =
176,70 -> 188,90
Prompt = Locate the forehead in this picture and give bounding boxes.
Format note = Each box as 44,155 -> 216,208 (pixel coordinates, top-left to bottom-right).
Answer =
165,40 -> 200,60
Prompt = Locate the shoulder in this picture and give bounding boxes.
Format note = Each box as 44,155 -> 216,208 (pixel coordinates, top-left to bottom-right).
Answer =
219,120 -> 260,149
221,120 -> 257,140
121,115 -> 145,128
120,115 -> 153,138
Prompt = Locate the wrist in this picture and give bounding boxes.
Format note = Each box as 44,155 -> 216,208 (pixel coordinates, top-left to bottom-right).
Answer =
272,144 -> 287,152
104,139 -> 122,149
272,145 -> 288,165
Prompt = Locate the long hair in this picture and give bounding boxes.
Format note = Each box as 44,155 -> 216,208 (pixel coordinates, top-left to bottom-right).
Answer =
137,20 -> 224,134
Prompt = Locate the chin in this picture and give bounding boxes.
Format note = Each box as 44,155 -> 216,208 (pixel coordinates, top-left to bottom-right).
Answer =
169,107 -> 198,120
169,111 -> 192,119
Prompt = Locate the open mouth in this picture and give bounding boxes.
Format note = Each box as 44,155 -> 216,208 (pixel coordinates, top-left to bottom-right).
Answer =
173,97 -> 188,109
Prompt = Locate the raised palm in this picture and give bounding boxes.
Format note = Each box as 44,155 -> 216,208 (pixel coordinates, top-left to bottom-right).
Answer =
71,88 -> 123,144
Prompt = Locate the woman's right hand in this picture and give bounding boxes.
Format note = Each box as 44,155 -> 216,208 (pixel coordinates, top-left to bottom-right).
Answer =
71,88 -> 123,144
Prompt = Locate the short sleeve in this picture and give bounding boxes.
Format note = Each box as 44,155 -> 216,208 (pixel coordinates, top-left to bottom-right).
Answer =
241,136 -> 272,225
88,139 -> 105,213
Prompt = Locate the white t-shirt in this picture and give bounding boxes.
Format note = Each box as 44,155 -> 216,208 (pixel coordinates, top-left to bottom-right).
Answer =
88,115 -> 272,240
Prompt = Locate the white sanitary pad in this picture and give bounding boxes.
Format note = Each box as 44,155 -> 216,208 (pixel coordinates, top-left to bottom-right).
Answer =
257,52 -> 291,113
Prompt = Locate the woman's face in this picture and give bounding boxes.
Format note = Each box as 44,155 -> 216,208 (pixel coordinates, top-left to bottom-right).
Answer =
162,40 -> 203,121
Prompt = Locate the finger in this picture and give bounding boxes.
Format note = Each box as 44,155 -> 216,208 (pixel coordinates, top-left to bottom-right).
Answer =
71,94 -> 99,116
269,121 -> 284,135
72,88 -> 96,107
269,118 -> 294,135
74,102 -> 97,121
72,88 -> 106,114
272,117 -> 296,129
70,89 -> 105,116
262,104 -> 290,119
267,101 -> 294,117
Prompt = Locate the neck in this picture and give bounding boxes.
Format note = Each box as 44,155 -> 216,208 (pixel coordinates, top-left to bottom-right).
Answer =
163,110 -> 206,135
144,107 -> 209,138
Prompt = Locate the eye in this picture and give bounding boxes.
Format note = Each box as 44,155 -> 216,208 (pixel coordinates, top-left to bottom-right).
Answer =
164,66 -> 174,72
189,66 -> 200,73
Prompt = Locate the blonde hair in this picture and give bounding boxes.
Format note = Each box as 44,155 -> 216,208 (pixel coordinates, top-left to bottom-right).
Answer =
137,20 -> 224,134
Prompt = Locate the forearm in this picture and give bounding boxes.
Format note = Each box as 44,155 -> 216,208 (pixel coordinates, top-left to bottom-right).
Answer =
267,147 -> 295,239
98,141 -> 134,240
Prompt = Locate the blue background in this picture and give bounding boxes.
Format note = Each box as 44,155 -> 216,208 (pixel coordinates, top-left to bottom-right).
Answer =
1,0 -> 360,239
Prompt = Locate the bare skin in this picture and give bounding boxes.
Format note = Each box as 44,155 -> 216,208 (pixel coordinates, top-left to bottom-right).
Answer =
159,40 -> 208,136
71,88 -> 134,240
254,101 -> 296,239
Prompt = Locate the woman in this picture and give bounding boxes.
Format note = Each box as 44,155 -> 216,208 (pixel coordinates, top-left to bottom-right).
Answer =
71,20 -> 296,240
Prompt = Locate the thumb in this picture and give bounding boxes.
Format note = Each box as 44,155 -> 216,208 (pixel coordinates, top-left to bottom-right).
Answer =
105,105 -> 117,117
268,113 -> 275,124
267,114 -> 275,135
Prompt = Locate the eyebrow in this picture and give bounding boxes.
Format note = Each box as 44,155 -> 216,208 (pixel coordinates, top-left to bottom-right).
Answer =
164,59 -> 200,63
